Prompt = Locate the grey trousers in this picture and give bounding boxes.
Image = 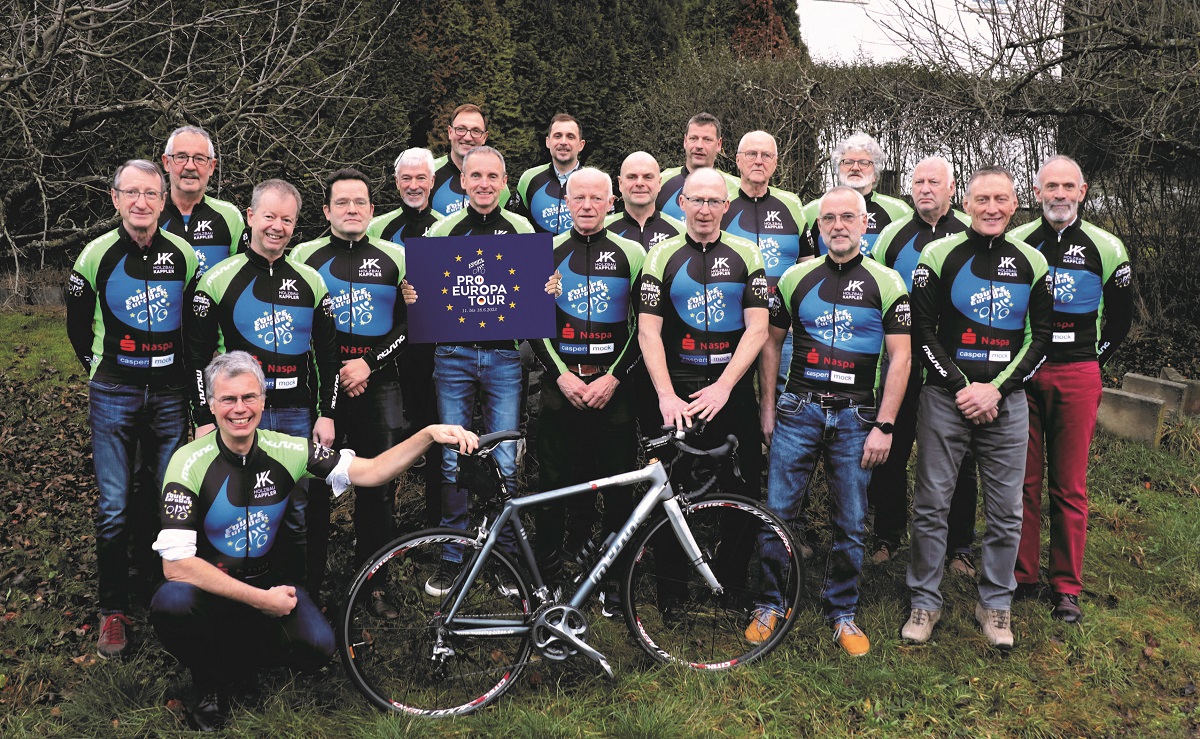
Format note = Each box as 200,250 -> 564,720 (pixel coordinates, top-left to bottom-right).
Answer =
907,385 -> 1027,611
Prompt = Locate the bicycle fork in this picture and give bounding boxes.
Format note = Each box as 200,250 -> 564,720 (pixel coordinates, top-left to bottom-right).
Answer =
662,497 -> 725,595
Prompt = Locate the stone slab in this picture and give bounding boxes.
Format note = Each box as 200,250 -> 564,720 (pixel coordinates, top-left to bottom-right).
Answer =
1097,388 -> 1165,447
1158,367 -> 1200,416
1124,372 -> 1187,415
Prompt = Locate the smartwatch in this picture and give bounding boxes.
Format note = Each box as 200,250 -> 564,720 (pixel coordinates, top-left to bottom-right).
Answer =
873,421 -> 894,434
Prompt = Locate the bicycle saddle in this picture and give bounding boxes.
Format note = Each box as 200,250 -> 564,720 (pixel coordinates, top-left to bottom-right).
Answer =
472,429 -> 523,455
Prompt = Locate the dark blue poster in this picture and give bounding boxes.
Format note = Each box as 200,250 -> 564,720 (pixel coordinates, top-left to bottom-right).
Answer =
405,233 -> 556,343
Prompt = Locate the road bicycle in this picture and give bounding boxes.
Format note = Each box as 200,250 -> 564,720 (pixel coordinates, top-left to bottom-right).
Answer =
339,426 -> 804,716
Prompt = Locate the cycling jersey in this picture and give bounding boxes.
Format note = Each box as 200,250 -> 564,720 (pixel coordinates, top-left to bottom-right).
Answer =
655,167 -> 739,221
67,226 -> 199,386
603,210 -> 683,251
532,228 -> 644,380
288,235 -> 408,370
770,253 -> 909,405
803,190 -> 913,258
872,210 -> 970,291
158,429 -> 340,579
637,231 -> 770,383
366,203 -> 442,247
185,249 -> 338,425
721,187 -> 806,288
159,195 -> 245,277
911,228 -> 1052,396
510,163 -> 578,234
430,155 -> 511,218
1008,217 -> 1133,365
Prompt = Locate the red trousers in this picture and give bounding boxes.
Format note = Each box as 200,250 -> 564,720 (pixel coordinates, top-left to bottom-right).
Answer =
1015,361 -> 1102,595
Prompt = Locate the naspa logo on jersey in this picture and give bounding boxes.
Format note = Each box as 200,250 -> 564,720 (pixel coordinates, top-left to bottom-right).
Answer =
710,256 -> 732,277
1062,243 -> 1087,265
997,255 -> 1019,278
594,251 -> 618,271
152,251 -> 176,275
358,257 -> 383,278
252,470 -> 278,500
842,279 -> 865,301
278,278 -> 301,301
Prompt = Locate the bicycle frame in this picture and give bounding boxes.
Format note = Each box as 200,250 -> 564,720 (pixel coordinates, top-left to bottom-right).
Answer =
435,455 -> 725,638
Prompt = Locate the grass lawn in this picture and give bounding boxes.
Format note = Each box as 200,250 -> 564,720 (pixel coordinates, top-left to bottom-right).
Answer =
1,307 -> 1198,737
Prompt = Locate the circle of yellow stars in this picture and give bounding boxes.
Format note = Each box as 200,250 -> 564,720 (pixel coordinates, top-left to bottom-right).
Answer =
440,250 -> 520,329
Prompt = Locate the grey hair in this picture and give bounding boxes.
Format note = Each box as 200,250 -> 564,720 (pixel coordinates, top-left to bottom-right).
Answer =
250,178 -> 302,212
913,156 -> 954,184
966,165 -> 1016,197
462,145 -> 506,175
819,185 -> 868,215
113,159 -> 167,192
565,167 -> 612,199
393,147 -> 436,178
833,132 -> 884,169
204,351 -> 266,404
737,130 -> 777,154
164,125 -> 215,158
1035,154 -> 1085,188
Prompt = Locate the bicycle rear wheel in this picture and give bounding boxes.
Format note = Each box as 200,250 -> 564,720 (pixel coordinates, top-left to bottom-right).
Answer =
622,496 -> 803,669
339,528 -> 532,716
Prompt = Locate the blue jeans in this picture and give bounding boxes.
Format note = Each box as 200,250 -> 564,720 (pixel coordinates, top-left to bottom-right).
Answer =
88,381 -> 188,611
759,393 -> 874,624
433,345 -> 522,562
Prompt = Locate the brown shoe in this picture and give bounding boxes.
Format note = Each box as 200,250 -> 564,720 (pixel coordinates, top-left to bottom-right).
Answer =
947,552 -> 977,578
97,611 -> 132,660
870,540 -> 896,565
833,620 -> 870,657
1051,592 -> 1082,623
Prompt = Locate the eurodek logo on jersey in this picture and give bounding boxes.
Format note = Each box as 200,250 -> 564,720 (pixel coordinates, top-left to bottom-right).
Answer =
404,233 -> 556,343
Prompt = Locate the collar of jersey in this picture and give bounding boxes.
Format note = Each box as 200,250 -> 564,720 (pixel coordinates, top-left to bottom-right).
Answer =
244,246 -> 283,270
400,202 -> 433,220
215,427 -> 263,466
736,186 -> 771,202
823,251 -> 864,272
330,235 -> 369,251
684,232 -> 723,252
119,224 -> 169,254
568,227 -> 606,244
466,204 -> 505,225
965,227 -> 1011,250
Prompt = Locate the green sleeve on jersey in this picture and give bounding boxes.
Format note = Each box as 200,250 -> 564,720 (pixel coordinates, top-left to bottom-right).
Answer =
724,232 -> 768,276
207,198 -> 246,259
871,192 -> 914,220
425,210 -> 466,237
287,237 -> 326,266
516,166 -> 543,207
365,213 -> 385,239
502,211 -> 536,234
871,220 -> 904,265
661,212 -> 685,232
863,259 -> 911,327
775,188 -> 806,227
801,198 -> 820,232
159,435 -> 220,531
659,166 -> 683,184
1083,221 -> 1130,279
257,430 -> 316,481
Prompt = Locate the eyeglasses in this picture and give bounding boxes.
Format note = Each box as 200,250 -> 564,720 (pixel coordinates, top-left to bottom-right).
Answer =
115,189 -> 164,203
818,212 -> 864,226
215,393 -> 263,408
168,153 -> 212,166
331,198 -> 370,209
839,158 -> 875,168
738,150 -> 776,161
452,126 -> 487,138
681,195 -> 727,209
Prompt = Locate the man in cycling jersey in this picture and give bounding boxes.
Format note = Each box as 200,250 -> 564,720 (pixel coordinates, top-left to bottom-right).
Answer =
430,103 -> 511,217
903,166 -> 1052,649
151,350 -> 475,730
802,132 -> 912,259
510,113 -> 586,234
753,185 -> 910,656
637,167 -> 770,501
158,125 -> 245,277
530,167 -> 644,611
605,151 -> 684,251
67,159 -> 199,660
866,157 -> 979,571
656,113 -> 739,221
289,169 -> 411,608
1010,155 -> 1133,623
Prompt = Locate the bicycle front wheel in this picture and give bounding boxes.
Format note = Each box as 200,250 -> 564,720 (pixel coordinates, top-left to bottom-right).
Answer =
622,496 -> 803,669
339,528 -> 532,716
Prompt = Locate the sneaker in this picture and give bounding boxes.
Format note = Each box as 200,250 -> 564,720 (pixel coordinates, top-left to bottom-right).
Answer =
974,601 -> 1014,649
425,561 -> 457,597
97,611 -> 132,659
901,608 -> 941,643
870,540 -> 896,565
744,608 -> 782,645
188,688 -> 230,732
1051,592 -> 1083,623
370,590 -> 399,619
833,620 -> 870,657
947,552 -> 977,578
599,588 -> 623,619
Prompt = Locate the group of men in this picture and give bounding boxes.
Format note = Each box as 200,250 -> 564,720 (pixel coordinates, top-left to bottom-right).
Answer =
66,102 -> 1132,728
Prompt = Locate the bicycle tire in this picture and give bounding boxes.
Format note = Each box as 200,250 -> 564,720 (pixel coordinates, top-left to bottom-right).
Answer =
339,528 -> 533,716
621,495 -> 803,669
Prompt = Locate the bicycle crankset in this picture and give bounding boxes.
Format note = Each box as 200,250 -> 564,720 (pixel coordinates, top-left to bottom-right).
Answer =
531,604 -> 614,678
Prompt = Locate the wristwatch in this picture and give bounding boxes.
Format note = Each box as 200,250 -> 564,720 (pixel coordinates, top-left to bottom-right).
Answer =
873,421 -> 894,434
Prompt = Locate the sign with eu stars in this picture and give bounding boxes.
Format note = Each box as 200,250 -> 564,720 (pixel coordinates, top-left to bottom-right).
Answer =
405,233 -> 556,343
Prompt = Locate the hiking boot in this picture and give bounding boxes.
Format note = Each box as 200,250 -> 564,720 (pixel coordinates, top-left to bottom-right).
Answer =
947,552 -> 977,578
188,688 -> 230,732
370,590 -> 399,619
833,620 -> 870,657
975,602 -> 1014,649
870,540 -> 896,565
97,611 -> 132,659
901,608 -> 940,643
744,608 -> 783,645
599,587 -> 623,619
1051,592 -> 1083,623
425,561 -> 457,597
